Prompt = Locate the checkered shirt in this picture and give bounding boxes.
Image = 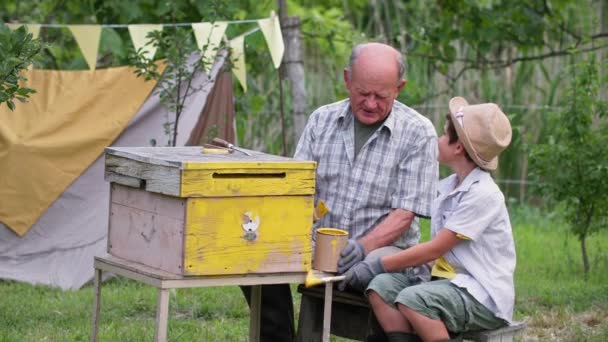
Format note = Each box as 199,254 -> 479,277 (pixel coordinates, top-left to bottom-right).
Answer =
295,99 -> 438,248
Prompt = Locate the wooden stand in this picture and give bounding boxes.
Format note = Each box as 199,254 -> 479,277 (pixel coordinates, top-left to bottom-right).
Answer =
90,256 -> 340,342
296,284 -> 527,342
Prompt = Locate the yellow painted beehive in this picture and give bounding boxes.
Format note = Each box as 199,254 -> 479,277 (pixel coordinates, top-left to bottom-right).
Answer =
104,146 -> 315,276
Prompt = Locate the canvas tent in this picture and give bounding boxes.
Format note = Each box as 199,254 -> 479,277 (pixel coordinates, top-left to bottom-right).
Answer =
0,52 -> 235,290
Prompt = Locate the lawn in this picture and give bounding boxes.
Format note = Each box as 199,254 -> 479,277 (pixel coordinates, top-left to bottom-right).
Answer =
1,205 -> 607,341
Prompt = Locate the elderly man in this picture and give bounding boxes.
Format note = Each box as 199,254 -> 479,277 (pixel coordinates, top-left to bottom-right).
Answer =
241,42 -> 438,342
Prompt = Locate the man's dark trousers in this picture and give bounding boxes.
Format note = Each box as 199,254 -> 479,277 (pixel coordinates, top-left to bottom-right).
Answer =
240,284 -> 294,342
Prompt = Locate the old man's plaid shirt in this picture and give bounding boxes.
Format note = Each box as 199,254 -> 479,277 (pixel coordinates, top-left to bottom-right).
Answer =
294,99 -> 438,248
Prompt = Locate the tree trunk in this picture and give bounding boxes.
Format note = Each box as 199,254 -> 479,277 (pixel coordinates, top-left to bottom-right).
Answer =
371,0 -> 386,40
580,234 -> 589,279
281,16 -> 307,153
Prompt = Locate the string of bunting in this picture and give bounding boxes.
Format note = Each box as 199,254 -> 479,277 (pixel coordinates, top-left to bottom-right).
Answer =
4,12 -> 285,91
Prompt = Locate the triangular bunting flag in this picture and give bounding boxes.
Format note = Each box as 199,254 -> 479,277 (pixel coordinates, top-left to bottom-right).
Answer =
257,14 -> 284,69
230,35 -> 247,92
68,25 -> 102,70
192,21 -> 228,69
128,24 -> 163,60
7,23 -> 41,39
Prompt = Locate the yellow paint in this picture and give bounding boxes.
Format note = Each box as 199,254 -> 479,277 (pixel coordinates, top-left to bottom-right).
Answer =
304,269 -> 346,288
316,228 -> 348,236
313,200 -> 329,222
181,167 -> 316,197
316,200 -> 329,217
201,147 -> 231,155
305,269 -> 323,287
184,195 -> 314,275
182,161 -> 316,170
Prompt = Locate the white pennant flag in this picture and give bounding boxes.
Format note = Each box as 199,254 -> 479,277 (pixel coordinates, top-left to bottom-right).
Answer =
128,24 -> 163,60
230,35 -> 247,92
192,21 -> 228,69
257,14 -> 284,69
68,25 -> 102,70
7,23 -> 41,39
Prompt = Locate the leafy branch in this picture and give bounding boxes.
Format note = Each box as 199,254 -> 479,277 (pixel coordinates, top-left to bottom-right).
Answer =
129,25 -> 222,146
0,24 -> 44,110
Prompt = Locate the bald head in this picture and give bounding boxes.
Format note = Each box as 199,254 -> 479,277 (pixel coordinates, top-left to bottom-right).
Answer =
347,43 -> 405,83
343,43 -> 407,125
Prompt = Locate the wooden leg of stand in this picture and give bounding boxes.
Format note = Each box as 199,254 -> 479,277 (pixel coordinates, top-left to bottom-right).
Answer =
154,288 -> 170,342
249,285 -> 261,342
322,283 -> 333,342
90,268 -> 102,342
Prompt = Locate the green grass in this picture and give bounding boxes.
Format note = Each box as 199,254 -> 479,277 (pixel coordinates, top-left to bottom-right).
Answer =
1,205 -> 607,341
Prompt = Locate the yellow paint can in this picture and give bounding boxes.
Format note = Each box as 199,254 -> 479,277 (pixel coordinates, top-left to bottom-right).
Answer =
312,228 -> 348,273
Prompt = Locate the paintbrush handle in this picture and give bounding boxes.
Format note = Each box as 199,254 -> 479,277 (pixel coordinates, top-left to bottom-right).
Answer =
324,275 -> 345,283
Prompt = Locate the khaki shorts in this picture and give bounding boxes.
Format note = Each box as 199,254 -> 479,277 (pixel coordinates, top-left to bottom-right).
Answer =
367,275 -> 507,333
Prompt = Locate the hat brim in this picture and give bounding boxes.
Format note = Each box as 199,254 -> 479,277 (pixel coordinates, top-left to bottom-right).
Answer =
448,97 -> 498,170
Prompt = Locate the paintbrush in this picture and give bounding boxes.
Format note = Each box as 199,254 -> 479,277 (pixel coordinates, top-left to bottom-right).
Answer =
304,269 -> 345,288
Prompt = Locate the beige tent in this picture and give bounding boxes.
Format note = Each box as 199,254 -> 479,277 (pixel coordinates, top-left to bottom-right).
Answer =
0,53 -> 235,289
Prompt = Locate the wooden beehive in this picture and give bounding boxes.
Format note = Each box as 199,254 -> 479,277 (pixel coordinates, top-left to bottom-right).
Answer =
104,146 -> 316,276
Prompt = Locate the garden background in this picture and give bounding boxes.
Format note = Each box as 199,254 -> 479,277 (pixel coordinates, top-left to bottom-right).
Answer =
1,0 -> 607,340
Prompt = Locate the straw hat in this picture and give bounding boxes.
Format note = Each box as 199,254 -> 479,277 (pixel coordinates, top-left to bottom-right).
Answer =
448,97 -> 512,170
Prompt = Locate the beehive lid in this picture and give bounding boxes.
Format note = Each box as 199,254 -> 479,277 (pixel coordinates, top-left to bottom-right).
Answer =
104,146 -> 316,197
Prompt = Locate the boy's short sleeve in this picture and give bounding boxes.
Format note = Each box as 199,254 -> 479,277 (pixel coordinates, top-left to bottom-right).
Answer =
443,191 -> 503,241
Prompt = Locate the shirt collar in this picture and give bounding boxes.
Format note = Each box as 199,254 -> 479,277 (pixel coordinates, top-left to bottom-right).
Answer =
338,100 -> 396,134
439,167 -> 486,196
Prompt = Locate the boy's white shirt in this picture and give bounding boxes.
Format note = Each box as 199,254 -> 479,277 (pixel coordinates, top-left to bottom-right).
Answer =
431,167 -> 516,323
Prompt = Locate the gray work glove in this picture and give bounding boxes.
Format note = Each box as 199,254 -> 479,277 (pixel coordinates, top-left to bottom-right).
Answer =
338,257 -> 386,291
337,239 -> 366,274
338,239 -> 365,274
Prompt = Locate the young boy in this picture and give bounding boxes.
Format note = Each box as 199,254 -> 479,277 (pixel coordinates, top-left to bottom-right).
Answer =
340,97 -> 515,342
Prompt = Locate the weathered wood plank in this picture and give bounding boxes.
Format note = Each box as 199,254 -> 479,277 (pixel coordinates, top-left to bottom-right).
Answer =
105,146 -> 310,166
104,171 -> 144,188
462,321 -> 527,342
108,187 -> 186,274
111,184 -> 185,220
105,154 -> 181,196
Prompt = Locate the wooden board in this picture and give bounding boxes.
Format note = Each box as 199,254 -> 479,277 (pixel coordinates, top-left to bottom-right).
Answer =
105,147 -> 316,198
184,195 -> 314,275
108,184 -> 186,274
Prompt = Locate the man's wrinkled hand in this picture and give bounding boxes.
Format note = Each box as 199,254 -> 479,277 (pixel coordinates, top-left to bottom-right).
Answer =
337,239 -> 365,274
338,258 -> 385,291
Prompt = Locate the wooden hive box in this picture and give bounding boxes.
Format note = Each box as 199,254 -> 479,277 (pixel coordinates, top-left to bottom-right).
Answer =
104,146 -> 316,276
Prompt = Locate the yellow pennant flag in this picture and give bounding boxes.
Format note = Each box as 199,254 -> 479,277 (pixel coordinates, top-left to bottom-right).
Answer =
192,21 -> 228,69
128,24 -> 163,60
230,34 -> 247,92
257,14 -> 284,69
68,25 -> 102,70
7,23 -> 41,39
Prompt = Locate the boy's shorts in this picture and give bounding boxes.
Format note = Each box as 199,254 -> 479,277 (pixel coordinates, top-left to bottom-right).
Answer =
367,275 -> 507,333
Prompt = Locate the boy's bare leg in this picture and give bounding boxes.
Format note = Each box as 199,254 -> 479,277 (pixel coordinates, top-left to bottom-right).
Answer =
398,304 -> 450,341
368,291 -> 413,333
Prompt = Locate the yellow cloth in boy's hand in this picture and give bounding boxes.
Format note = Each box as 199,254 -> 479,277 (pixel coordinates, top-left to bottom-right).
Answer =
431,256 -> 456,279
431,233 -> 470,279
313,200 -> 329,223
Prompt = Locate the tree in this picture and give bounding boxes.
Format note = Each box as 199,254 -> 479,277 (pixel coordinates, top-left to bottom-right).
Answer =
0,24 -> 42,110
529,56 -> 608,278
129,23 -> 222,147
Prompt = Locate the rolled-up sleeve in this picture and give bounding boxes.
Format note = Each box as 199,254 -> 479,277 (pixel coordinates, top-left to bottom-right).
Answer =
391,135 -> 438,218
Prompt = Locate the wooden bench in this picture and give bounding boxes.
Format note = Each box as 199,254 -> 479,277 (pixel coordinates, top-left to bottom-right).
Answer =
296,284 -> 375,341
296,284 -> 526,342
462,322 -> 527,342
